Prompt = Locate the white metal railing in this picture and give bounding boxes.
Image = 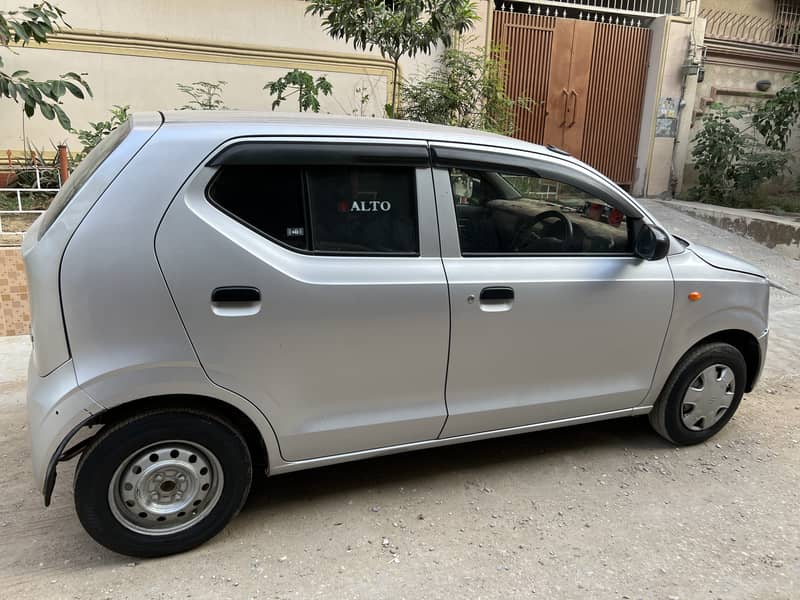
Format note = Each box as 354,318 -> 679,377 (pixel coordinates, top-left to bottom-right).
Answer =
494,0 -> 680,17
701,8 -> 800,52
0,166 -> 61,234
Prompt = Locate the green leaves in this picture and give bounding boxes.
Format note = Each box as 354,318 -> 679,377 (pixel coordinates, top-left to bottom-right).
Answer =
689,102 -> 789,206
2,2 -> 70,45
72,104 -> 130,159
2,3 -> 91,130
305,0 -> 479,111
265,69 -> 333,112
752,72 -> 800,151
176,80 -> 227,110
398,44 -> 530,135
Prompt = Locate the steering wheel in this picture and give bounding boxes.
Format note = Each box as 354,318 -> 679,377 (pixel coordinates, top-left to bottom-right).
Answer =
511,210 -> 574,252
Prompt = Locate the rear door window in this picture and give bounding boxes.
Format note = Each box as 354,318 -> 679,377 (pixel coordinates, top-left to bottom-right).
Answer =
208,156 -> 419,255
306,166 -> 417,254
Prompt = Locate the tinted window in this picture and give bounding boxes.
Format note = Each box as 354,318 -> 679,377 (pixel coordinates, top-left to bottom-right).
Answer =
38,120 -> 131,239
209,165 -> 308,249
209,163 -> 418,255
449,168 -> 630,254
306,166 -> 417,254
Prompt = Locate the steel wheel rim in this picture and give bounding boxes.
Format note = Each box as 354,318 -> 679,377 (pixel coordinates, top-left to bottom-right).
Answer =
680,363 -> 736,431
108,440 -> 224,536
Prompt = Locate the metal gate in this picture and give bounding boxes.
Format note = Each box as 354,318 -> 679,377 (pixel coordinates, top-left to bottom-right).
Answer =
492,9 -> 651,186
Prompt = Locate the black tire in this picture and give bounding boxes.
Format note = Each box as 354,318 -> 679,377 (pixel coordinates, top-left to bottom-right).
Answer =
74,408 -> 252,558
649,342 -> 747,445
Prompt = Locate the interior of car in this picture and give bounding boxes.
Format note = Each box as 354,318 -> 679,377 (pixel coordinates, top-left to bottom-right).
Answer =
449,168 -> 631,254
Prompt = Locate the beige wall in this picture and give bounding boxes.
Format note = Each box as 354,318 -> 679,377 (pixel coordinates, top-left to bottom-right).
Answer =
700,0 -> 775,20
683,63 -> 800,190
0,0 -> 492,150
634,16 -> 700,197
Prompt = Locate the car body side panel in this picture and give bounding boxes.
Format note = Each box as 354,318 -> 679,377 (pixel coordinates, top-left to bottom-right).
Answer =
429,155 -> 674,438
439,255 -> 674,436
155,143 -> 450,462
57,126 -> 283,465
640,250 -> 770,406
22,113 -> 162,377
59,127 -> 210,390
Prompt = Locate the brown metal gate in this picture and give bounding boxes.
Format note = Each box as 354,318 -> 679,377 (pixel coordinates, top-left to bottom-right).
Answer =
492,10 -> 651,186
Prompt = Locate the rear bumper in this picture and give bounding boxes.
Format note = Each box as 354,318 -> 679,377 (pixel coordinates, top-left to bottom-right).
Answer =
26,354 -> 103,501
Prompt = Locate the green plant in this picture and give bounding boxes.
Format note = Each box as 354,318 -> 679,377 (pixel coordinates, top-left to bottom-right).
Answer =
690,103 -> 788,206
72,104 -> 130,159
305,0 -> 478,114
352,82 -> 371,116
752,72 -> 800,151
265,69 -> 333,112
176,80 -> 227,110
398,44 -> 529,134
0,141 -> 63,210
0,2 -> 92,129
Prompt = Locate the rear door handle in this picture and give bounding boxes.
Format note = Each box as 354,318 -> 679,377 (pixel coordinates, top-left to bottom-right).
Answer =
480,286 -> 514,301
211,286 -> 261,303
478,287 -> 514,312
211,286 -> 261,316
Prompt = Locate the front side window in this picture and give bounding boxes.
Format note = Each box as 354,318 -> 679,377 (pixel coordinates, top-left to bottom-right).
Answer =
448,168 -> 630,255
208,163 -> 418,255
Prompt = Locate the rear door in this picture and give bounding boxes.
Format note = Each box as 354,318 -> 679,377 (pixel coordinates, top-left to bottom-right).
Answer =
431,144 -> 674,437
156,140 -> 450,461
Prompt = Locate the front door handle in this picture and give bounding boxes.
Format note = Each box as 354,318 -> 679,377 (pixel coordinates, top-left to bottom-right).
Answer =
211,286 -> 261,316
480,286 -> 514,301
479,286 -> 514,312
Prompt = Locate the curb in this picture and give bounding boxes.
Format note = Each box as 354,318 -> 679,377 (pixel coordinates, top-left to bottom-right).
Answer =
655,200 -> 800,258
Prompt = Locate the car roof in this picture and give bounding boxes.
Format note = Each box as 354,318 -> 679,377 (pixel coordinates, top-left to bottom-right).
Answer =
155,110 -> 568,160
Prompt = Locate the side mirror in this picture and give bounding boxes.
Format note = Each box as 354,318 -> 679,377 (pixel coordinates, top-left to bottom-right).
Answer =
634,223 -> 670,261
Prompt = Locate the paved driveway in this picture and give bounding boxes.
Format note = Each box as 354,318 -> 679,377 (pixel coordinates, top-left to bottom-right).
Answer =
0,201 -> 797,599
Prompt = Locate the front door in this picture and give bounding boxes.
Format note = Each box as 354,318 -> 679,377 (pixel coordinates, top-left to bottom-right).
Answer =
432,145 -> 673,437
156,141 -> 450,461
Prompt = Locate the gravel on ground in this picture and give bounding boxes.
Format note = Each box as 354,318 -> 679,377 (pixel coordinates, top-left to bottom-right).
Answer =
0,201 -> 797,599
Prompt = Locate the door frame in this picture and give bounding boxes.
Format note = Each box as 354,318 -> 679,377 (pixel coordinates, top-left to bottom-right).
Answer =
156,135 -> 452,462
428,141 -> 675,438
429,141 -> 651,260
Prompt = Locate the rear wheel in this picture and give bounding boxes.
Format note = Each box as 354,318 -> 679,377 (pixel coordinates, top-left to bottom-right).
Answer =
649,342 -> 747,445
75,408 -> 252,557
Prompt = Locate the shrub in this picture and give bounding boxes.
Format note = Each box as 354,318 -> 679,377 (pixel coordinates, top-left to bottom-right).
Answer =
398,45 -> 530,135
689,103 -> 788,206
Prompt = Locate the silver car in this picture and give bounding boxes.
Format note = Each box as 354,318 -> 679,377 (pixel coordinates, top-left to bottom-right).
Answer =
23,113 -> 769,557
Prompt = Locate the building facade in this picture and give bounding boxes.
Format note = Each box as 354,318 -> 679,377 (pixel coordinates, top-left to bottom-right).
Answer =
3,1 -> 797,197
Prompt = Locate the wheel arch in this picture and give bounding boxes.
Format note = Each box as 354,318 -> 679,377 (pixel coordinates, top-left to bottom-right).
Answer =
46,394 -> 273,507
93,395 -> 269,472
682,329 -> 761,392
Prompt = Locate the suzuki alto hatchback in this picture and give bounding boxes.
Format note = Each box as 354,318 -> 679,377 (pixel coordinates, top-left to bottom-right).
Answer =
23,113 -> 769,557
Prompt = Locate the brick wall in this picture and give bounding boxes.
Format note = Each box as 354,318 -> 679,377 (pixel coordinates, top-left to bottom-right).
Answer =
0,247 -> 30,336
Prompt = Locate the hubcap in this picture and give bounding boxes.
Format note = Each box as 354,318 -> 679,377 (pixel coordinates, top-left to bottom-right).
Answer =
109,441 -> 224,536
680,364 -> 736,431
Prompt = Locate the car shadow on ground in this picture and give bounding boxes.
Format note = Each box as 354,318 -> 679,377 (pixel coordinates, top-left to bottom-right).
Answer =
240,415 -> 672,517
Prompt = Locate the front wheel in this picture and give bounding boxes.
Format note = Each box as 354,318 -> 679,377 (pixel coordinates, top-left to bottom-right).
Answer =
649,342 -> 747,445
74,408 -> 252,557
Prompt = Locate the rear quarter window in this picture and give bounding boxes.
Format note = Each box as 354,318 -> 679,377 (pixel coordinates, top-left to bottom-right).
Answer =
38,121 -> 132,238
39,121 -> 131,238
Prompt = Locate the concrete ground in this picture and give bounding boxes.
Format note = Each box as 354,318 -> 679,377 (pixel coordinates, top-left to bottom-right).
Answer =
0,202 -> 798,599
